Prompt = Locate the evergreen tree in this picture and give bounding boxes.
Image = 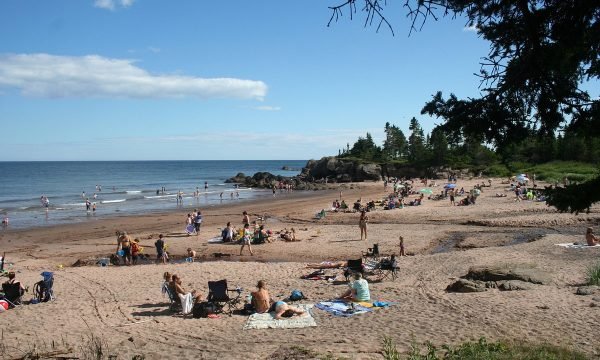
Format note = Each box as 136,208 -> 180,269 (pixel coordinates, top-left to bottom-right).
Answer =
407,117 -> 426,164
382,122 -> 408,160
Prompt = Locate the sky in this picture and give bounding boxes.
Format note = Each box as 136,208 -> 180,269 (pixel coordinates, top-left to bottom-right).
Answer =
0,0 -> 491,161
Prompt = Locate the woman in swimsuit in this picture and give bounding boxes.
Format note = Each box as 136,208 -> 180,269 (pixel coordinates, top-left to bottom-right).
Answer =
359,210 -> 369,241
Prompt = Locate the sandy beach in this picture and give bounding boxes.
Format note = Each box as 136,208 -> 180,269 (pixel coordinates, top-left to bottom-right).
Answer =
1,178 -> 600,359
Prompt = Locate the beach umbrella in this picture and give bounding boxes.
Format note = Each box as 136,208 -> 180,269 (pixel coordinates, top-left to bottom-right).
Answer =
419,188 -> 433,195
444,183 -> 456,189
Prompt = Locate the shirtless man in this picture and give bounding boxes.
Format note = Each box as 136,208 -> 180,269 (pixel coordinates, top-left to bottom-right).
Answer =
116,231 -> 132,265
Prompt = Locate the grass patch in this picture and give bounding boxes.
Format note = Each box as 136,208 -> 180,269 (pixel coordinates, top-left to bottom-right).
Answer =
384,337 -> 588,360
515,161 -> 599,184
586,262 -> 600,286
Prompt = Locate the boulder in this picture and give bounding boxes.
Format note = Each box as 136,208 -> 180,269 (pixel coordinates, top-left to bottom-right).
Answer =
576,286 -> 599,296
225,172 -> 247,183
446,279 -> 487,293
465,265 -> 551,285
497,280 -> 534,291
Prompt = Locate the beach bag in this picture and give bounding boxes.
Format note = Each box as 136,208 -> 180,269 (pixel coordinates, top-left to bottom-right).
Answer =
193,301 -> 218,318
289,289 -> 304,301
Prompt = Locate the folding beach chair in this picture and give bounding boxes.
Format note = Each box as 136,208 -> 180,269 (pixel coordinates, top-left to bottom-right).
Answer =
206,279 -> 242,315
161,282 -> 181,312
1,282 -> 24,308
369,256 -> 399,282
33,271 -> 54,303
343,258 -> 364,282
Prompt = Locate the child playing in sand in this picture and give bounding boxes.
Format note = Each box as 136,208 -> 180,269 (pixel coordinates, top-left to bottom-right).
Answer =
399,236 -> 406,256
187,248 -> 197,262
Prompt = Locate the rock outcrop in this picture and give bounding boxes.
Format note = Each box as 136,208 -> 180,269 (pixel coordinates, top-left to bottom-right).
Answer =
447,265 -> 549,293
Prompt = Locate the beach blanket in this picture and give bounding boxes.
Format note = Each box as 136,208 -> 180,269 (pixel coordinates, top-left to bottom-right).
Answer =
555,243 -> 600,249
315,301 -> 374,317
207,237 -> 224,244
243,304 -> 316,330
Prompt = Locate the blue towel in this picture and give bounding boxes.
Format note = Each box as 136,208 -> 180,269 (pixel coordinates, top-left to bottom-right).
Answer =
315,301 -> 373,317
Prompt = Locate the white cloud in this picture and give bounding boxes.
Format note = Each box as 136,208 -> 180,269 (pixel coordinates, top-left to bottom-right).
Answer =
255,105 -> 281,111
147,46 -> 161,53
0,53 -> 268,100
93,0 -> 134,10
463,23 -> 479,32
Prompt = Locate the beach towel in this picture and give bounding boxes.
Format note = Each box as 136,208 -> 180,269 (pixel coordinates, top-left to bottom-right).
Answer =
315,301 -> 373,317
207,237 -> 224,244
185,225 -> 196,234
555,243 -> 600,249
243,304 -> 316,330
178,293 -> 194,315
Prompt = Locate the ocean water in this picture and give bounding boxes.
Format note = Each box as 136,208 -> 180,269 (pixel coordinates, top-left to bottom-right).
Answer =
0,160 -> 306,229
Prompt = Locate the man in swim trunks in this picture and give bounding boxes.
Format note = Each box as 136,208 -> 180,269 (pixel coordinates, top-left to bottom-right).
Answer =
117,231 -> 132,265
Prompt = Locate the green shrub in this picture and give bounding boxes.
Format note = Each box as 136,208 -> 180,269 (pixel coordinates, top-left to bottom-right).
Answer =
402,337 -> 587,360
586,262 -> 600,286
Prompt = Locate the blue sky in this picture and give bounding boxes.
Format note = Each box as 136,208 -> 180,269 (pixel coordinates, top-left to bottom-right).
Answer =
0,1 -> 490,160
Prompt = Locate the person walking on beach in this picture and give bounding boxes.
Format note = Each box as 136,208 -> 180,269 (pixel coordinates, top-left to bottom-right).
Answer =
359,210 -> 369,241
194,211 -> 203,233
240,223 -> 254,256
242,211 -> 250,227
399,236 -> 406,256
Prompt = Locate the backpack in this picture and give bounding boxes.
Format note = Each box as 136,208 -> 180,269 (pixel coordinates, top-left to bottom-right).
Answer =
192,301 -> 218,318
289,289 -> 304,301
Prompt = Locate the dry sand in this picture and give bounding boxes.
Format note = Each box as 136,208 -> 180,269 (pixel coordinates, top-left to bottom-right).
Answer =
1,179 -> 600,359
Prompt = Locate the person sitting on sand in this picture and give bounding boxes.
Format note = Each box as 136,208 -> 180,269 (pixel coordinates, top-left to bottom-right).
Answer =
272,300 -> 306,320
338,272 -> 370,302
251,280 -> 274,313
131,239 -> 142,265
3,271 -> 25,295
280,228 -> 298,242
586,227 -> 600,246
187,248 -> 197,262
222,222 -> 234,242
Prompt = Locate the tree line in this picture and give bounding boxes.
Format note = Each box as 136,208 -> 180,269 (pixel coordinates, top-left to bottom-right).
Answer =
338,118 -> 600,172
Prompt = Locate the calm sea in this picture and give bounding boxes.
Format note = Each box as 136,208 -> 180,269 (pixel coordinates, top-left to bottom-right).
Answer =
0,160 -> 306,229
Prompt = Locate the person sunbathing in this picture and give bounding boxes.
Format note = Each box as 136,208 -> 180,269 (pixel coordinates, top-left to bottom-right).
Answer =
251,280 -> 274,313
171,274 -> 203,304
586,227 -> 600,246
305,261 -> 347,269
280,228 -> 298,242
338,272 -> 370,302
273,301 -> 305,320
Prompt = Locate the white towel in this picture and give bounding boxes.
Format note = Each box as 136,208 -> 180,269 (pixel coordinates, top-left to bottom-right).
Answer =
555,243 -> 600,249
179,293 -> 194,315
